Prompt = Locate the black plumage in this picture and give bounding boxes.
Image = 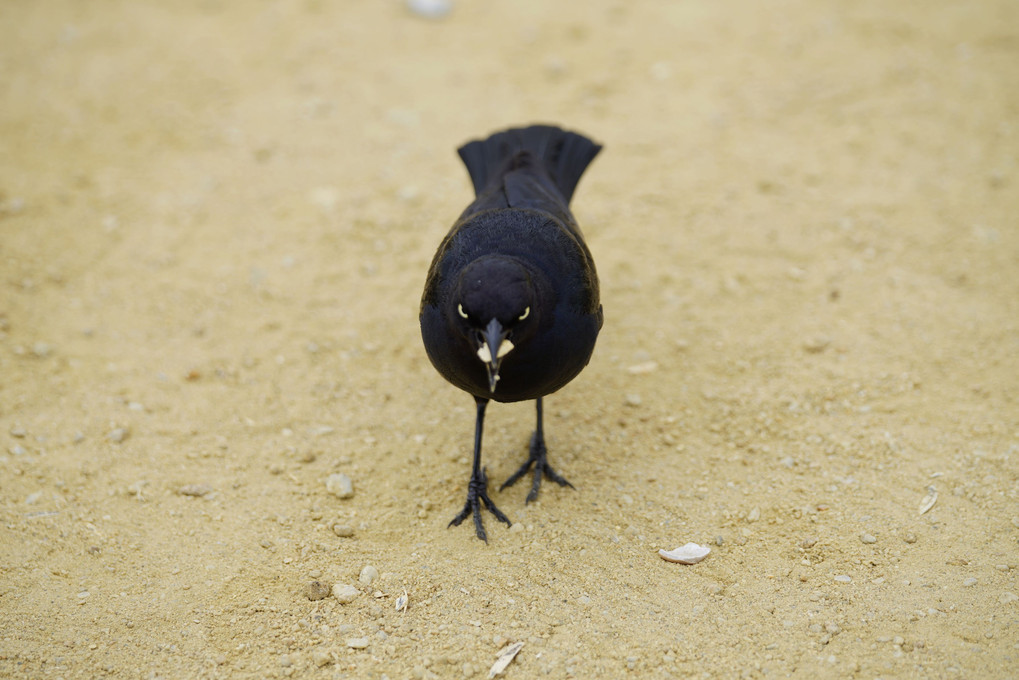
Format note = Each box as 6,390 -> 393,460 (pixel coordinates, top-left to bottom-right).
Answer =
420,124 -> 603,541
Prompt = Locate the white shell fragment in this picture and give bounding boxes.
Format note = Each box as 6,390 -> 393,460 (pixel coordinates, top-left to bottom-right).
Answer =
918,487 -> 938,515
488,641 -> 524,679
658,542 -> 711,564
395,589 -> 408,612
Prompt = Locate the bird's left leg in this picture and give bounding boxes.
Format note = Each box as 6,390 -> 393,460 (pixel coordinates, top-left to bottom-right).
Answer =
500,397 -> 575,503
449,397 -> 512,541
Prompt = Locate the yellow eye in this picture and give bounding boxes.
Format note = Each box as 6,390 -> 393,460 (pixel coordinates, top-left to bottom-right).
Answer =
518,306 -> 530,321
457,304 -> 469,319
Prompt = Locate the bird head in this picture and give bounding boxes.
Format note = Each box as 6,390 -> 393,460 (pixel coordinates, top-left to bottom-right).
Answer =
453,257 -> 538,392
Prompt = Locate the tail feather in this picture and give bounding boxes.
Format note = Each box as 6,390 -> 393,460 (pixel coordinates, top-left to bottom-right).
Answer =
458,125 -> 601,204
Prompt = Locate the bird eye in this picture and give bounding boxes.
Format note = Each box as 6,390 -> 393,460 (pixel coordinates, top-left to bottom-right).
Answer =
457,304 -> 469,319
518,306 -> 530,321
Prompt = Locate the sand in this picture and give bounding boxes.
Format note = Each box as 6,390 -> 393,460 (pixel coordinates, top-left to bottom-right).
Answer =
1,0 -> 1017,677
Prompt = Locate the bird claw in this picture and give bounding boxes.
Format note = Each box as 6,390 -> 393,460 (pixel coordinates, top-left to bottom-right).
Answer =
448,467 -> 511,542
501,432 -> 575,503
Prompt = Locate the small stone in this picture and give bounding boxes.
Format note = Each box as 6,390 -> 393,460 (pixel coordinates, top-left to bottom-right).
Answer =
279,654 -> 292,667
332,524 -> 355,537
406,0 -> 452,20
359,565 -> 379,586
332,583 -> 359,604
626,361 -> 658,375
306,581 -> 331,601
999,592 -> 1018,605
311,649 -> 332,667
747,507 -> 761,522
509,522 -> 524,534
178,484 -> 213,497
32,342 -> 53,358
346,637 -> 370,649
834,575 -> 852,583
963,578 -> 978,587
861,533 -> 877,544
625,394 -> 642,407
108,427 -> 130,443
9,426 -> 26,438
803,336 -> 831,353
326,473 -> 354,499
903,532 -> 917,544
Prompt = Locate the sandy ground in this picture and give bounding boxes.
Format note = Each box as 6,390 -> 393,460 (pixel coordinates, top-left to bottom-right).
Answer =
2,1 -> 1018,678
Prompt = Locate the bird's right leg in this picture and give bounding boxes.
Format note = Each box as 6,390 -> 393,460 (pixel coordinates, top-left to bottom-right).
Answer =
501,397 -> 575,503
448,397 -> 512,542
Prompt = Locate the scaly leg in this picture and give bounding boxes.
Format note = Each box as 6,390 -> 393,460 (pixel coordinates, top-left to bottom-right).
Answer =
500,398 -> 575,503
448,397 -> 512,541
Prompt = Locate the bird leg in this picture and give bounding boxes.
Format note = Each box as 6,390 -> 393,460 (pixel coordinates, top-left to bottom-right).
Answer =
448,397 -> 512,541
500,398 -> 575,503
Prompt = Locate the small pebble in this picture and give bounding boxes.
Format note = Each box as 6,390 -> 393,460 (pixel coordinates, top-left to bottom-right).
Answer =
861,533 -> 877,544
406,0 -> 452,19
311,649 -> 332,667
346,637 -> 369,649
332,583 -> 359,604
999,592 -> 1018,604
9,426 -> 26,438
178,484 -> 213,497
326,473 -> 354,499
625,394 -> 642,407
626,361 -> 658,375
802,335 -> 831,353
332,524 -> 355,537
108,427 -> 130,443
747,507 -> 761,522
359,565 -> 379,586
834,575 -> 852,583
903,533 -> 917,544
963,578 -> 977,587
306,581 -> 331,601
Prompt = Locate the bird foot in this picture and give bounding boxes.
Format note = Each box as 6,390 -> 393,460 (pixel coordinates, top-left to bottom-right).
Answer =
448,467 -> 512,542
500,432 -> 575,503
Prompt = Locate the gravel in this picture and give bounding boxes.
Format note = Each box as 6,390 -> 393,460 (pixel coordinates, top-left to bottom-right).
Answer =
359,565 -> 379,586
305,581 -> 331,601
326,473 -> 354,498
332,583 -> 359,604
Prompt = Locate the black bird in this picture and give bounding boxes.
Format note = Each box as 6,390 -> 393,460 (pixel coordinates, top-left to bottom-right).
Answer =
420,124 -> 603,541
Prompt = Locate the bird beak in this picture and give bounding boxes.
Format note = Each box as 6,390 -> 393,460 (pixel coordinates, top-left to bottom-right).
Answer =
477,318 -> 514,392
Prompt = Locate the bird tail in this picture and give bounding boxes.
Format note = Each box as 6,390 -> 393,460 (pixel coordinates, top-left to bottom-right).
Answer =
457,124 -> 602,204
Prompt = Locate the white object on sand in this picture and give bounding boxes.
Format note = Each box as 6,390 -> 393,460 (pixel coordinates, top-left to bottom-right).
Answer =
658,543 -> 711,564
488,641 -> 524,678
